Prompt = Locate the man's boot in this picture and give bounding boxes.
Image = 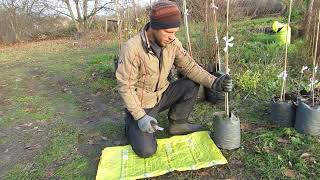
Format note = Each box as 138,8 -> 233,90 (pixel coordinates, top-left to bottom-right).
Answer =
168,119 -> 206,135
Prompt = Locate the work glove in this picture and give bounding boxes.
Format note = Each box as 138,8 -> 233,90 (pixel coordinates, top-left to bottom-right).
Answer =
137,115 -> 158,133
211,73 -> 233,92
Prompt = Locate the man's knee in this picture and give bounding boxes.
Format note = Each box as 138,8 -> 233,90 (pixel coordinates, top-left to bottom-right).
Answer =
134,144 -> 157,158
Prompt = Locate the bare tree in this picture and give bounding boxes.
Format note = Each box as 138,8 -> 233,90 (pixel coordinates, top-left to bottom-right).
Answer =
0,0 -> 50,42
45,0 -> 114,32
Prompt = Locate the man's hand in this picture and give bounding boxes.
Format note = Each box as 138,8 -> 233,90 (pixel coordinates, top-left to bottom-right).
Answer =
138,115 -> 158,133
212,73 -> 233,92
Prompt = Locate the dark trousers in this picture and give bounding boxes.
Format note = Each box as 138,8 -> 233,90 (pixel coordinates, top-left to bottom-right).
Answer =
125,77 -> 200,158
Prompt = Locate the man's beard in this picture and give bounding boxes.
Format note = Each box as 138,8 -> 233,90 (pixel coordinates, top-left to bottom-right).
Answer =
153,34 -> 165,47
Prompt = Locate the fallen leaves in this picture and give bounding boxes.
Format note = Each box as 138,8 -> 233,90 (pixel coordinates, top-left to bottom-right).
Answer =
282,168 -> 296,178
277,137 -> 289,144
101,136 -> 108,141
88,139 -> 95,145
300,152 -> 311,158
300,152 -> 317,164
197,169 -> 211,177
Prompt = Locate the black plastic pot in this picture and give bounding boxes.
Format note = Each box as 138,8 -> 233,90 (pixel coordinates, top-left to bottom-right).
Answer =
213,111 -> 241,150
270,95 -> 296,127
295,99 -> 320,136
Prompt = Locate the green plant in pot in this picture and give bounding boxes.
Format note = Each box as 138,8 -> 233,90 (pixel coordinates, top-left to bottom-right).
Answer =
295,75 -> 320,136
295,10 -> 320,136
270,0 -> 296,128
270,70 -> 296,127
213,0 -> 240,150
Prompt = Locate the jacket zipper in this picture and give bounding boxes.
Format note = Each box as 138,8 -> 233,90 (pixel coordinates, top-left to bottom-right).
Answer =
154,51 -> 163,102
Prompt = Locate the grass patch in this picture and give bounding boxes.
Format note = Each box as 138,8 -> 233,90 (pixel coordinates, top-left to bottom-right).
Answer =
0,95 -> 56,127
4,120 -> 91,179
241,128 -> 320,178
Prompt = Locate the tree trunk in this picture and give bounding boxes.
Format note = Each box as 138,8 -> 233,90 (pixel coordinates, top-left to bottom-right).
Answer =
87,0 -> 99,29
105,16 -> 108,33
305,0 -> 315,40
83,0 -> 88,30
64,0 -> 80,31
74,0 -> 83,31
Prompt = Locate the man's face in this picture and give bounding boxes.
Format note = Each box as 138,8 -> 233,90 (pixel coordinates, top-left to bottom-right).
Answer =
153,27 -> 179,47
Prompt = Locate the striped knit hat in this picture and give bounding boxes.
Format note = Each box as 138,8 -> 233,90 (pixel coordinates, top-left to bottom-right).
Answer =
150,0 -> 181,29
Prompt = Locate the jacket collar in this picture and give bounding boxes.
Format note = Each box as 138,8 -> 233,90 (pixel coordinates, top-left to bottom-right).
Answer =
140,22 -> 153,54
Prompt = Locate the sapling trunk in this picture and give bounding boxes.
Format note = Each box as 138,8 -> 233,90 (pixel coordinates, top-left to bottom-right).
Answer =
132,0 -> 138,30
211,0 -> 221,71
224,0 -> 230,116
280,0 -> 293,101
183,0 -> 193,58
205,0 -> 209,37
297,66 -> 308,97
311,22 -> 317,57
116,0 -> 122,53
124,10 -> 128,40
311,10 -> 320,106
205,0 -> 209,61
297,74 -> 303,96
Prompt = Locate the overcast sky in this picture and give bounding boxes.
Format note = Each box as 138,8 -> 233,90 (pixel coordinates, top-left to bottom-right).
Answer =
139,0 -> 152,6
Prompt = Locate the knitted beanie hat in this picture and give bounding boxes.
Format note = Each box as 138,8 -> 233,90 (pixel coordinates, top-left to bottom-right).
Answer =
150,0 -> 181,29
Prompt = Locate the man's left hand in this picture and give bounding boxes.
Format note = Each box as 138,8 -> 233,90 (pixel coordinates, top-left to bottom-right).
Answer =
212,74 -> 233,92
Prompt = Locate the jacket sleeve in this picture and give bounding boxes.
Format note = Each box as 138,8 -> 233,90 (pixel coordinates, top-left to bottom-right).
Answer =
173,39 -> 216,88
116,43 -> 146,120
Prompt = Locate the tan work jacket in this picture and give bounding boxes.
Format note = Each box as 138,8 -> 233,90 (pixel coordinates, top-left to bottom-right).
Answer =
116,24 -> 215,120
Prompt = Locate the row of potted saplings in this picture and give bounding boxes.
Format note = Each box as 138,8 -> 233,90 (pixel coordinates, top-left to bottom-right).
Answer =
271,66 -> 320,136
